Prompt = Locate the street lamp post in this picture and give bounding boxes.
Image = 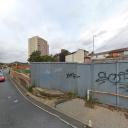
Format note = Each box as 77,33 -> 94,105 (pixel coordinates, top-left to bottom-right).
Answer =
92,31 -> 106,54
93,35 -> 95,54
92,35 -> 96,55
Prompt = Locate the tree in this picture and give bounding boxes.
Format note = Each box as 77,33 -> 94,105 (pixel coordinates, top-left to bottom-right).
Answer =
59,49 -> 70,62
53,49 -> 70,62
28,51 -> 56,62
53,54 -> 60,62
28,51 -> 41,62
40,55 -> 56,62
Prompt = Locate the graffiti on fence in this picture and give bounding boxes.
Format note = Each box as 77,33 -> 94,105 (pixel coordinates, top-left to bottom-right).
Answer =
66,73 -> 80,79
96,69 -> 128,85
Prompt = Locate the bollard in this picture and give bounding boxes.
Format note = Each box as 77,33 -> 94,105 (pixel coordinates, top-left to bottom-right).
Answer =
88,120 -> 92,128
87,90 -> 90,101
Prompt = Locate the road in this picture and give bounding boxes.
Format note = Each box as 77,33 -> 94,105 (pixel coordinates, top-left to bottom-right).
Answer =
0,72 -> 72,128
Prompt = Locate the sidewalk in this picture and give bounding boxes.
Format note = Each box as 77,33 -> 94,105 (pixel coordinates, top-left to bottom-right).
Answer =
22,86 -> 128,128
56,98 -> 128,128
8,73 -> 128,128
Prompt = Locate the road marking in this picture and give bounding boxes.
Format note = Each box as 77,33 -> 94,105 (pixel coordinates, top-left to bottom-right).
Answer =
10,78 -> 80,128
8,96 -> 11,99
14,99 -> 18,103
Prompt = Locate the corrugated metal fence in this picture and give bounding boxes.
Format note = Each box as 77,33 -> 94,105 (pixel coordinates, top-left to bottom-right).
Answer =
31,61 -> 128,108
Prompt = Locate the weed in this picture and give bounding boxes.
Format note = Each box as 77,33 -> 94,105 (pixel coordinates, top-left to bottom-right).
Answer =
67,92 -> 77,98
84,94 -> 97,108
27,85 -> 35,92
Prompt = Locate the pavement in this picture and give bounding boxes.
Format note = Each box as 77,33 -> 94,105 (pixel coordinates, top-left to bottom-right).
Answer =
0,70 -> 86,128
56,98 -> 128,128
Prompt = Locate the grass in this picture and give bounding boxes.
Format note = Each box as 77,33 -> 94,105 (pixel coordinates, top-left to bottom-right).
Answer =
14,69 -> 30,74
66,92 -> 77,98
84,95 -> 98,108
27,85 -> 35,92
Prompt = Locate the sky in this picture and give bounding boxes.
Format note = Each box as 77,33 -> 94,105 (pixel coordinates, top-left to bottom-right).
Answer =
1,0 -> 128,62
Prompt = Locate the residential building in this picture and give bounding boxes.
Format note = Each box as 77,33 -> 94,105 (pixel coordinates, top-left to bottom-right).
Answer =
28,36 -> 49,57
92,47 -> 128,61
65,49 -> 89,63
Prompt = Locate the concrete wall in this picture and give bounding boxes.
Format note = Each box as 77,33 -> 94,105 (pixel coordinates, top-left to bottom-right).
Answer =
31,61 -> 128,108
92,54 -> 108,59
65,49 -> 88,63
65,54 -> 73,62
73,50 -> 85,63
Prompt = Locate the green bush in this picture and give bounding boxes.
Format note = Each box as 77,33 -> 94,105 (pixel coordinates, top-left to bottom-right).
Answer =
27,85 -> 35,92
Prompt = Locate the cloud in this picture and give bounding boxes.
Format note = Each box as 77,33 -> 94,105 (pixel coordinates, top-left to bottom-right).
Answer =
97,24 -> 128,52
1,0 -> 128,62
78,3 -> 128,52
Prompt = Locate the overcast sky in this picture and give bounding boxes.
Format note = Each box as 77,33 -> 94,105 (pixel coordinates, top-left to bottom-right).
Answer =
1,0 -> 128,62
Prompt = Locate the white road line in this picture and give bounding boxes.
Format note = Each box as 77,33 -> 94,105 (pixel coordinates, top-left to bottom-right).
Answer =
14,99 -> 18,103
10,78 -> 79,128
8,96 -> 11,99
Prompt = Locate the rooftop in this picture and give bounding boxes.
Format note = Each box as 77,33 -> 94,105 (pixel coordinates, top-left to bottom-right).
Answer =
29,36 -> 47,43
68,49 -> 89,55
94,47 -> 128,55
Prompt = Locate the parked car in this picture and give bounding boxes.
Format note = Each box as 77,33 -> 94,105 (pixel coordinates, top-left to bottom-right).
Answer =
0,74 -> 5,82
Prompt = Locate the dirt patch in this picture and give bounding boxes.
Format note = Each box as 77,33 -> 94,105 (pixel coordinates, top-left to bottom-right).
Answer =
124,112 -> 128,119
29,87 -> 77,107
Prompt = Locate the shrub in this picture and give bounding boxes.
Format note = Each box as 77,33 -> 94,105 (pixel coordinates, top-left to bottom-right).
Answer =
84,94 -> 97,108
67,92 -> 77,98
27,85 -> 35,92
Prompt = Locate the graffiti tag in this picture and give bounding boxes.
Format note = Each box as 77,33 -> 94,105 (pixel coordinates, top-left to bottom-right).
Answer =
66,73 -> 80,79
96,69 -> 128,84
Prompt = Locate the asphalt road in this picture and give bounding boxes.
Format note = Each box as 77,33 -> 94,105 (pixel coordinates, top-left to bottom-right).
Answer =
0,72 -> 72,128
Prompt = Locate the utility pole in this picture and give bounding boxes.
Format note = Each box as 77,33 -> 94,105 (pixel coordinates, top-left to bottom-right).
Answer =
92,30 -> 106,54
93,35 -> 95,54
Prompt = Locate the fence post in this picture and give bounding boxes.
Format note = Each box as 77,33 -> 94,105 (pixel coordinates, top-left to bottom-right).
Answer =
87,90 -> 90,101
90,62 -> 94,98
116,61 -> 119,108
